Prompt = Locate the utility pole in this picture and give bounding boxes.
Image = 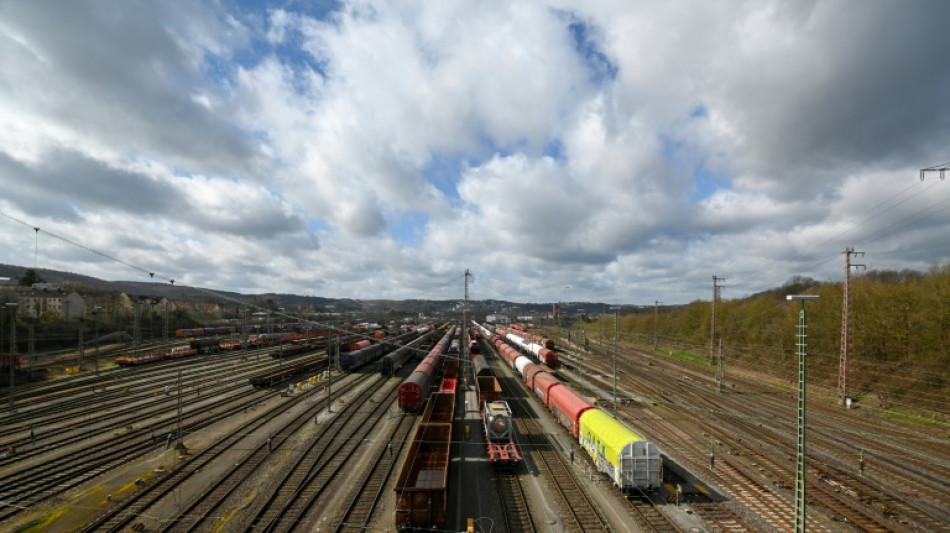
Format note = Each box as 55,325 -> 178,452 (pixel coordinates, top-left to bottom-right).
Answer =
241,306 -> 248,359
93,307 -> 101,376
33,227 -> 39,269
133,298 -> 142,350
28,305 -> 37,380
328,338 -> 337,412
710,276 -> 725,365
176,368 -> 185,451
610,306 -> 621,413
839,248 -> 865,406
920,162 -> 948,181
717,338 -> 725,394
463,269 -> 472,380
7,302 -> 18,413
652,300 -> 662,352
78,317 -> 85,371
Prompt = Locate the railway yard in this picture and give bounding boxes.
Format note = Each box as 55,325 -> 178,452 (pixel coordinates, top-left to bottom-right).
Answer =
0,322 -> 947,533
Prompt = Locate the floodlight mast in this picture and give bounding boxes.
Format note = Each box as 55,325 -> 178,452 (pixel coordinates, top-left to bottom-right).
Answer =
787,294 -> 819,533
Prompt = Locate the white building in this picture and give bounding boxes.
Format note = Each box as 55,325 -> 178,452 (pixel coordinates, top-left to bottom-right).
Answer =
17,291 -> 86,321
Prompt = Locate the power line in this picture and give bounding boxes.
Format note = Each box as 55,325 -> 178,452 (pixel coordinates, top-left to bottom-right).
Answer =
0,210 -> 403,344
735,179 -> 949,293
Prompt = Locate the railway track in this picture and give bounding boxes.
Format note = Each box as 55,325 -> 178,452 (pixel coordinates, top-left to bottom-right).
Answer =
332,408 -> 417,533
0,352 -> 334,526
151,375 -> 368,532
528,433 -> 612,532
0,382 -> 289,525
631,352 -> 947,532
686,411 -> 904,532
493,471 -> 536,533
627,500 -> 679,533
553,330 -> 950,533
0,349 -> 276,445
76,374 -> 352,532
0,370 -> 255,468
242,375 -> 397,532
689,501 -> 751,532
491,360 -> 613,533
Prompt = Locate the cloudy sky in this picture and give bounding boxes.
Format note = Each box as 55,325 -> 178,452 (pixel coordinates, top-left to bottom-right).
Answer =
1,0 -> 948,306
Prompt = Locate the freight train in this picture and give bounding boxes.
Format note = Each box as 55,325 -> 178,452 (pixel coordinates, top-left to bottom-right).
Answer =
336,329 -> 426,372
114,346 -> 198,366
394,391 -> 455,529
478,321 -> 662,493
508,325 -> 554,349
498,327 -> 558,366
379,330 -> 436,376
175,326 -> 234,338
482,398 -> 521,468
484,400 -> 514,440
397,328 -> 455,412
339,343 -> 383,371
114,336 -> 246,366
469,339 -> 522,469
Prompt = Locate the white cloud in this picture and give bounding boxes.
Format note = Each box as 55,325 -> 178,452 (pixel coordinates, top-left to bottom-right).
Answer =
1,0 -> 948,305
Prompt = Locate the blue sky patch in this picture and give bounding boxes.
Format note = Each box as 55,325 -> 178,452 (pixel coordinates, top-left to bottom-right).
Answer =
390,211 -> 428,246
172,166 -> 196,178
565,15 -> 617,84
420,151 -> 467,206
305,216 -> 330,234
660,134 -> 730,201
544,138 -> 565,161
232,0 -> 342,22
691,164 -> 730,202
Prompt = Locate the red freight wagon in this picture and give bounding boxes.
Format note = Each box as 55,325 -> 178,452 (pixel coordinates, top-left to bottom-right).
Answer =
346,339 -> 372,352
423,391 -> 456,424
532,372 -> 562,407
538,348 -> 558,366
523,363 -> 544,390
413,357 -> 439,381
398,371 -> 430,412
476,376 -> 502,409
394,423 -> 451,529
500,345 -> 519,368
549,385 -> 597,438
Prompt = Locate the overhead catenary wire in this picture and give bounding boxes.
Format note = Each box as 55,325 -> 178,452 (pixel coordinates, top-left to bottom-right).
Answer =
730,178 -> 949,293
0,209 -> 433,354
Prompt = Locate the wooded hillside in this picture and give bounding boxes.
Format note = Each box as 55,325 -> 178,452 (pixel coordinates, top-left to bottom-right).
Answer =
585,263 -> 950,418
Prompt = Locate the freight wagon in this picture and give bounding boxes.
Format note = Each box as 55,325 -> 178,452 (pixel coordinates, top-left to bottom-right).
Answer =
394,423 -> 451,529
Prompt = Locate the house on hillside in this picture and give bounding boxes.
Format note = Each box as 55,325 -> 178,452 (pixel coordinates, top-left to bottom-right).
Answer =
17,290 -> 86,321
